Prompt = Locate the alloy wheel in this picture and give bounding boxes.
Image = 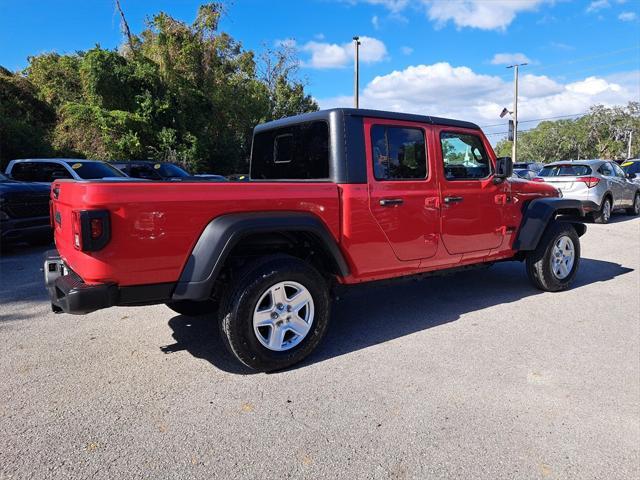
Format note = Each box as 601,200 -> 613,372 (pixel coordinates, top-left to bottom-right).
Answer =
550,235 -> 575,280
252,281 -> 315,352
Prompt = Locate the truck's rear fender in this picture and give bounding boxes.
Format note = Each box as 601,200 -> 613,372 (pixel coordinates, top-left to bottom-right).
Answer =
172,212 -> 350,301
513,198 -> 588,251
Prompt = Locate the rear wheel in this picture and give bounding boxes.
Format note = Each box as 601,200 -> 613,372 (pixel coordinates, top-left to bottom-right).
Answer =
526,222 -> 580,292
165,299 -> 218,316
218,255 -> 330,372
593,197 -> 612,224
625,192 -> 640,216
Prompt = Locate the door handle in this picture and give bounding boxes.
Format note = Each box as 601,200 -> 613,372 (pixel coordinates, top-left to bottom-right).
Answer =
379,198 -> 404,207
444,196 -> 464,204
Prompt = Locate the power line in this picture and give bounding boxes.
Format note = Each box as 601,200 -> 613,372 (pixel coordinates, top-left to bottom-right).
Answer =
494,46 -> 640,80
481,112 -> 587,129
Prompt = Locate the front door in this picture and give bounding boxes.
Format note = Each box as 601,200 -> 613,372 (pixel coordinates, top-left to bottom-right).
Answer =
365,118 -> 440,261
437,128 -> 506,255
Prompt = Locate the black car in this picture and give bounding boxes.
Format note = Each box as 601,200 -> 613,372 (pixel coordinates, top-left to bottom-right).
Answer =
0,172 -> 51,246
111,161 -> 191,180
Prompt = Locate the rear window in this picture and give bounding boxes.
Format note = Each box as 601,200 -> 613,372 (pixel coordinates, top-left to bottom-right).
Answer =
65,161 -> 125,179
538,164 -> 591,177
251,121 -> 329,180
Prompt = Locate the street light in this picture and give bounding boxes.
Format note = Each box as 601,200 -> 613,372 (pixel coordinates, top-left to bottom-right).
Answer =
506,63 -> 527,163
353,36 -> 361,108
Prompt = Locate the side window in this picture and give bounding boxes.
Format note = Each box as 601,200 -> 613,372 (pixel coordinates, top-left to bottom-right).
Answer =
10,163 -> 36,181
130,165 -> 160,180
630,163 -> 640,175
598,163 -> 614,176
440,132 -> 491,180
251,121 -> 329,180
44,163 -> 73,181
370,125 -> 427,180
611,162 -> 626,178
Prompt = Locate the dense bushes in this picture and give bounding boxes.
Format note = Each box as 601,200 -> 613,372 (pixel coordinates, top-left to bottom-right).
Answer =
0,3 -> 317,174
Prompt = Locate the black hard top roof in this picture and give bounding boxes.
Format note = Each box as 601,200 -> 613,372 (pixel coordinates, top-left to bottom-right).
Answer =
254,108 -> 480,133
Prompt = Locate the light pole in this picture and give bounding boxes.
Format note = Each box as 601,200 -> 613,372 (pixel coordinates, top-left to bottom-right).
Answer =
507,63 -> 527,162
353,36 -> 361,108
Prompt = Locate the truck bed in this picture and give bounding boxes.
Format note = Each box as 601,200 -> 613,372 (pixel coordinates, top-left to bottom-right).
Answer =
51,180 -> 341,286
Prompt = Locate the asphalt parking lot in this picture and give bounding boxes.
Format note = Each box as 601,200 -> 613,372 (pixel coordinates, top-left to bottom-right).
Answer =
1,216 -> 638,480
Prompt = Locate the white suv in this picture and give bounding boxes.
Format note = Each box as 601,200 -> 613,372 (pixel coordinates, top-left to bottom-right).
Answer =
5,159 -> 128,182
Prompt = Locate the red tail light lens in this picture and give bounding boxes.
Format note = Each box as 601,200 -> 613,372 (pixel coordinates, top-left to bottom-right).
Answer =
72,210 -> 82,250
90,218 -> 103,239
576,176 -> 600,188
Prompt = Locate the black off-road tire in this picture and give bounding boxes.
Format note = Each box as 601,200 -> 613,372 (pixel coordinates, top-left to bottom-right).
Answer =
593,196 -> 612,224
625,192 -> 640,216
165,299 -> 218,316
218,255 -> 331,372
526,221 -> 580,292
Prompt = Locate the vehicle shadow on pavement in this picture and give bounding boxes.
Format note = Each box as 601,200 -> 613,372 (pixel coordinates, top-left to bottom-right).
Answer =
162,257 -> 632,374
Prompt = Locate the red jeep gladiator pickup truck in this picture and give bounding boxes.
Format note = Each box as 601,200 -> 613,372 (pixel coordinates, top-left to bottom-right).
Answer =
45,108 -> 588,371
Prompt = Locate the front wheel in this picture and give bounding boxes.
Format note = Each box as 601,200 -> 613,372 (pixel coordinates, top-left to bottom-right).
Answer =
218,255 -> 331,372
526,222 -> 580,292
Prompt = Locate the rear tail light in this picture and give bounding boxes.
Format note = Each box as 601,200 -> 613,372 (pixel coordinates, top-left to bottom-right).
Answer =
576,176 -> 600,188
532,177 -> 545,182
71,210 -> 110,251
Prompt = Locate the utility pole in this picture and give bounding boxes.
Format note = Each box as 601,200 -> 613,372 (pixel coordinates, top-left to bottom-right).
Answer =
507,63 -> 527,162
353,36 -> 361,108
628,130 -> 633,159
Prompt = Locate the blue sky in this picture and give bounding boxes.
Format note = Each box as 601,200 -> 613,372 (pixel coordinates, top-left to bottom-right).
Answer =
1,0 -> 639,137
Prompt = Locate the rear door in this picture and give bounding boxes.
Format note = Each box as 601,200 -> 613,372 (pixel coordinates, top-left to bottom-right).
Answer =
611,162 -> 635,206
436,128 -> 506,255
365,118 -> 440,261
599,162 -> 625,207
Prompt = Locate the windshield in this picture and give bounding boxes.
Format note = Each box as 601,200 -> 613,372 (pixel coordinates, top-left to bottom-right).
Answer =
65,161 -> 126,179
538,164 -> 591,177
622,161 -> 640,175
156,163 -> 189,178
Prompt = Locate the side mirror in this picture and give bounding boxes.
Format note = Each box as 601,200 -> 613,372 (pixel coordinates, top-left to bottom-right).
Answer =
495,156 -> 513,181
627,172 -> 637,180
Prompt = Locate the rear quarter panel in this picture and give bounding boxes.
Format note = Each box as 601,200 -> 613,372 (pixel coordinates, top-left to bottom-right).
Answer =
52,181 -> 340,286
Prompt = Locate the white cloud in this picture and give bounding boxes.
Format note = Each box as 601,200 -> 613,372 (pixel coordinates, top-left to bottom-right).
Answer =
618,11 -> 637,21
490,52 -> 532,65
318,62 -> 639,139
360,0 -> 409,13
586,0 -> 610,13
372,15 -> 380,29
355,0 -> 548,30
301,36 -> 387,69
424,0 -> 546,31
401,46 -> 413,55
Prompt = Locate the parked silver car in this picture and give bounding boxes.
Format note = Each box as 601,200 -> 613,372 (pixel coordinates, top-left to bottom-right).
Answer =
534,159 -> 640,223
5,159 -> 128,182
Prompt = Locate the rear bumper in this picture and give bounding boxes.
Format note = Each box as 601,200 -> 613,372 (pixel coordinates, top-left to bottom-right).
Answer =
579,200 -> 600,213
44,250 -> 175,314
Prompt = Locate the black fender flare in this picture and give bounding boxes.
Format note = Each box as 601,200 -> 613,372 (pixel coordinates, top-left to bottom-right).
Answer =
171,212 -> 349,301
513,198 -> 588,251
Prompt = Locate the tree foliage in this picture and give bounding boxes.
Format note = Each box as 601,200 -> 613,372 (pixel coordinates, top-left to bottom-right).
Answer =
0,2 -> 317,173
495,102 -> 640,163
